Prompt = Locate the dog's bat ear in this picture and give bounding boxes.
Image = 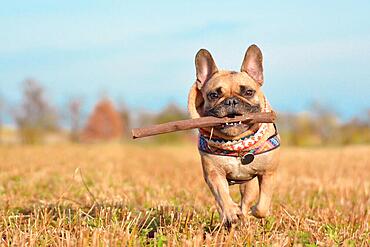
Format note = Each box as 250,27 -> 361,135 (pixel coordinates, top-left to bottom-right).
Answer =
195,49 -> 218,89
241,44 -> 264,86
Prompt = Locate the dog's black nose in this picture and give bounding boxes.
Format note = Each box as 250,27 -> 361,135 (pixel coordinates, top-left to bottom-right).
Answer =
223,97 -> 239,106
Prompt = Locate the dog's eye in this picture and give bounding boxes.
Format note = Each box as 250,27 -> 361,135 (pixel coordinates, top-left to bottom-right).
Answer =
244,89 -> 255,97
208,92 -> 219,100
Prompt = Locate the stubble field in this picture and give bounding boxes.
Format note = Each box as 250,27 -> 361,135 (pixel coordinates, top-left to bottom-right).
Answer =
0,143 -> 368,246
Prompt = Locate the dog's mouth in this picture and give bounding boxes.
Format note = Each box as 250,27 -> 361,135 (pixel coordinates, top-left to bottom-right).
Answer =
204,104 -> 261,137
218,121 -> 250,130
218,113 -> 244,128
214,114 -> 252,136
220,121 -> 246,128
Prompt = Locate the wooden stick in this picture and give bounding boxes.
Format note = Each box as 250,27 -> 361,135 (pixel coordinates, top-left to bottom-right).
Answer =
132,111 -> 276,139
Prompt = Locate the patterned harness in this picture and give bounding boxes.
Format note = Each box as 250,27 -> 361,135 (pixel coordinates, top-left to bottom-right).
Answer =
198,124 -> 280,158
198,124 -> 280,185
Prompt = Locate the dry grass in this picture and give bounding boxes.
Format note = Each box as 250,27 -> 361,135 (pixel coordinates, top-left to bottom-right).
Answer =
0,143 -> 368,246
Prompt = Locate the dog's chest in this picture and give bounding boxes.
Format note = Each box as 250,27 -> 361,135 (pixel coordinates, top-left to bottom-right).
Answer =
201,148 -> 279,181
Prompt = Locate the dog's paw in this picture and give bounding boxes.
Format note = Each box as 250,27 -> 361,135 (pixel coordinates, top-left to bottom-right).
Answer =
251,205 -> 269,218
241,203 -> 254,217
222,203 -> 243,227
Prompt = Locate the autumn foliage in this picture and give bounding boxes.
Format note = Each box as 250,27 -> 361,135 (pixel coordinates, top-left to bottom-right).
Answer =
81,99 -> 124,141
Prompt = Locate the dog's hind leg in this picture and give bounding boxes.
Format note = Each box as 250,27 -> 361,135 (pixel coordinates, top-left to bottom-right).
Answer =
251,174 -> 275,218
239,177 -> 259,217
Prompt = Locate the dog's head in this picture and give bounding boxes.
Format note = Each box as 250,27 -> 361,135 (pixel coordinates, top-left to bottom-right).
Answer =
188,45 -> 266,138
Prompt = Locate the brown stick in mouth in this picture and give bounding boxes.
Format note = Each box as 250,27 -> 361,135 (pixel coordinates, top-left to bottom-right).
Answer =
132,111 -> 276,139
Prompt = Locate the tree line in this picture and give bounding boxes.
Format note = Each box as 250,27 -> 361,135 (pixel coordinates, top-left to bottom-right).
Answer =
0,79 -> 369,146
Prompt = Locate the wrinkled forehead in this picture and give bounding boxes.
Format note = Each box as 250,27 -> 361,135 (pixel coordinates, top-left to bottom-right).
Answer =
203,71 -> 258,91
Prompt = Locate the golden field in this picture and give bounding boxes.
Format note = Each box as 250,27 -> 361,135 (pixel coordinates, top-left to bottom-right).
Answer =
0,143 -> 368,246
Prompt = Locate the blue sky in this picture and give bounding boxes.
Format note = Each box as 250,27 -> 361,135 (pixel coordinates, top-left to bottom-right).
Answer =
0,0 -> 369,123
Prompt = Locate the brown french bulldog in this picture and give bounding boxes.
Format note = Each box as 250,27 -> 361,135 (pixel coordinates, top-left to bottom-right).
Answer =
188,45 -> 280,226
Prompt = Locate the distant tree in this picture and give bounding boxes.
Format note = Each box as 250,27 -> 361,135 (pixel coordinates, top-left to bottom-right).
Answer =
14,79 -> 59,144
81,98 -> 124,142
68,98 -> 82,142
310,102 -> 339,145
276,113 -> 304,146
292,113 -> 319,146
117,101 -> 131,138
339,111 -> 370,145
278,103 -> 370,146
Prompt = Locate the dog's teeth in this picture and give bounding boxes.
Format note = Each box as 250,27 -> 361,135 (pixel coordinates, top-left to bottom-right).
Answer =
239,121 -> 241,124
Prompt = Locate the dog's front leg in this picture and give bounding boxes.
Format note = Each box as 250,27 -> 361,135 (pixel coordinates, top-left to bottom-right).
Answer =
251,173 -> 275,218
202,165 -> 242,225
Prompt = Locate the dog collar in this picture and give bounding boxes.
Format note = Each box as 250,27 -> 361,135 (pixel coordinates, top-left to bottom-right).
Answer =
198,124 -> 280,164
